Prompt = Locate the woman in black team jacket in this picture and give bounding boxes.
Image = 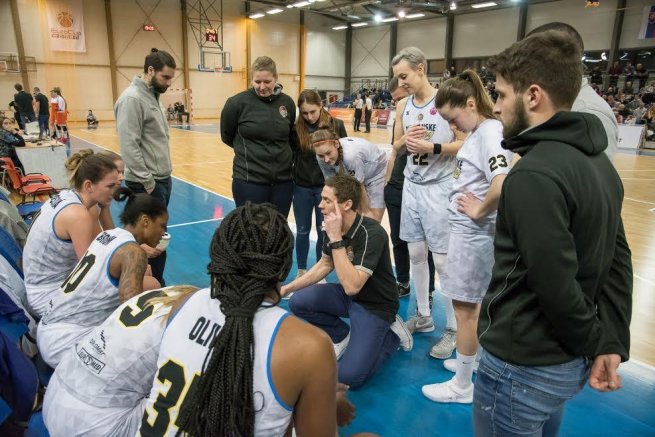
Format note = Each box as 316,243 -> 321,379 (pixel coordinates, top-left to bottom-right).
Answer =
220,56 -> 297,217
293,90 -> 347,278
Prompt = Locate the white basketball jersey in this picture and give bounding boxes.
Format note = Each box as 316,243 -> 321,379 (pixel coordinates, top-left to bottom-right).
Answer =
41,228 -> 136,327
24,190 -> 82,316
449,119 -> 512,232
402,94 -> 456,184
139,288 -> 293,437
51,288 -> 178,409
317,137 -> 387,184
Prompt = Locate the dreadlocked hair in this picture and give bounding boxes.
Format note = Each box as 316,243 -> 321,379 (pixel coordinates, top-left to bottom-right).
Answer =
176,202 -> 294,437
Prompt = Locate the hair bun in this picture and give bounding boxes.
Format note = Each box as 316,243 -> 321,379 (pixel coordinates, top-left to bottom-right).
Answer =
151,48 -> 159,53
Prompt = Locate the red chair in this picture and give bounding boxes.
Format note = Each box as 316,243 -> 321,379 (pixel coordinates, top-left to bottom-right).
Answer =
1,162 -> 57,203
0,157 -> 52,185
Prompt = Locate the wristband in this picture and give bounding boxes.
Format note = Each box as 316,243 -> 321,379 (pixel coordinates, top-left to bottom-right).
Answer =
433,143 -> 442,155
329,240 -> 347,250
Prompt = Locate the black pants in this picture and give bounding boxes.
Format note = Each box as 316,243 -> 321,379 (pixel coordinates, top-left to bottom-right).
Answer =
232,179 -> 294,218
384,183 -> 435,290
125,177 -> 172,286
364,109 -> 372,132
354,109 -> 362,131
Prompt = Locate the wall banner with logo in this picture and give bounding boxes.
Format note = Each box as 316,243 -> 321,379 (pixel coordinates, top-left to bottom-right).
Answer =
638,5 -> 655,39
46,0 -> 86,52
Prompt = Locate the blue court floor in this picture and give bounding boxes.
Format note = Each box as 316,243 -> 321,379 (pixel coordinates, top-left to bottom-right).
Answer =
71,134 -> 655,436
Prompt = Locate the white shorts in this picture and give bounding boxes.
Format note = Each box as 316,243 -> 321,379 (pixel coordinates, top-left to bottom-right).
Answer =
37,321 -> 90,368
365,175 -> 386,209
441,231 -> 495,304
399,180 -> 451,253
43,373 -> 147,437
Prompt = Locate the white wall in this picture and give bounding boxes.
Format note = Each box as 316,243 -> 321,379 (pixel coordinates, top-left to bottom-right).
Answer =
351,25 -> 391,79
454,8 -> 519,58
305,15 -> 346,92
398,18 -> 448,59
527,0 -> 617,51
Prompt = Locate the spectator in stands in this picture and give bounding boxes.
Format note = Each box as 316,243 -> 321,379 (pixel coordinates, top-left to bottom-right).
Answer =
293,89 -> 347,280
623,62 -> 635,83
590,66 -> 603,87
635,63 -> 649,90
13,83 -> 35,127
622,81 -> 635,95
353,93 -> 363,132
0,115 -> 26,174
608,61 -> 622,88
607,95 -> 617,108
220,56 -> 296,217
33,87 -> 50,140
633,99 -> 647,122
86,110 -> 98,129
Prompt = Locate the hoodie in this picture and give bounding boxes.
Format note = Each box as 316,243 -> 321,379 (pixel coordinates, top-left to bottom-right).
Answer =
220,85 -> 297,184
115,76 -> 171,192
478,111 -> 632,366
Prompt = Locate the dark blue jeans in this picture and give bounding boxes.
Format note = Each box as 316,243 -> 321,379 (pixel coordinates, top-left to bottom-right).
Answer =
289,283 -> 399,389
292,184 -> 323,270
38,114 -> 49,138
125,177 -> 172,286
20,113 -> 36,126
473,349 -> 589,437
232,179 -> 293,218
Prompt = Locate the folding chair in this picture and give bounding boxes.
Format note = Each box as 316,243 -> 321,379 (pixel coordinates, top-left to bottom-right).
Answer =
0,158 -> 51,186
1,164 -> 56,204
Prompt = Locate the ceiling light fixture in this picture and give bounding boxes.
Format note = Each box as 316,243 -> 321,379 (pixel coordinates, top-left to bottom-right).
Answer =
249,12 -> 265,19
352,22 -> 368,27
398,10 -> 406,18
267,8 -> 283,14
405,13 -> 425,18
332,25 -> 348,30
374,14 -> 382,22
381,17 -> 398,22
292,1 -> 311,7
450,1 -> 457,10
471,2 -> 498,8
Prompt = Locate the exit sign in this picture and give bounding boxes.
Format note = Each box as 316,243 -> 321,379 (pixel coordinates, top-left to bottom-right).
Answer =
143,24 -> 155,31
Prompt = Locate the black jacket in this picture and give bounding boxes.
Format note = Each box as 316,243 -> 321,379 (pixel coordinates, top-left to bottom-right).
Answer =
479,111 -> 632,366
293,117 -> 347,188
220,86 -> 297,184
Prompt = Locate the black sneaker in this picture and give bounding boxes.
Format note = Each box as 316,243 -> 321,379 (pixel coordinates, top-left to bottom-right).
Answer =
397,282 -> 410,298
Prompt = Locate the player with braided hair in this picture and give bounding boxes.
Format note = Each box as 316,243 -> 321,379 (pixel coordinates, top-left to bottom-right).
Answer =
140,202 -> 339,436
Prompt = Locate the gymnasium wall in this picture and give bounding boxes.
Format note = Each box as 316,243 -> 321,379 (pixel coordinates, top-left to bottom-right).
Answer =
2,0 -> 653,121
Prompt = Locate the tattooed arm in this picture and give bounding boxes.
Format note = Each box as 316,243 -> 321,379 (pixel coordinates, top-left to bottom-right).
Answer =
109,243 -> 148,302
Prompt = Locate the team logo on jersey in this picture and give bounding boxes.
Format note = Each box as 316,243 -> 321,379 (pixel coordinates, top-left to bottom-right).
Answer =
279,106 -> 288,118
49,194 -> 63,208
429,107 -> 438,115
418,113 -> 424,121
77,347 -> 106,374
346,246 -> 355,262
96,232 -> 117,246
424,130 -> 434,141
454,159 -> 463,179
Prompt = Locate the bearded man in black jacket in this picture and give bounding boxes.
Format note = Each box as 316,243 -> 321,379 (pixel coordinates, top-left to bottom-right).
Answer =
473,30 -> 633,436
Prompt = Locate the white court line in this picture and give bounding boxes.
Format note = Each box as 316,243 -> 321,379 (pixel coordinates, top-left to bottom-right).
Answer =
167,218 -> 222,228
174,160 -> 229,167
616,169 -> 655,172
634,274 -> 655,287
628,359 -> 655,372
621,178 -> 655,181
624,197 -> 655,205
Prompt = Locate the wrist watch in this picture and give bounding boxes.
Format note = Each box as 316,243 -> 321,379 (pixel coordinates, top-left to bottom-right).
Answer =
329,240 -> 347,250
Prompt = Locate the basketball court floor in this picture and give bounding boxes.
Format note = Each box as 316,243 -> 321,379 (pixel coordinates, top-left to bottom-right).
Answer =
56,119 -> 655,436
